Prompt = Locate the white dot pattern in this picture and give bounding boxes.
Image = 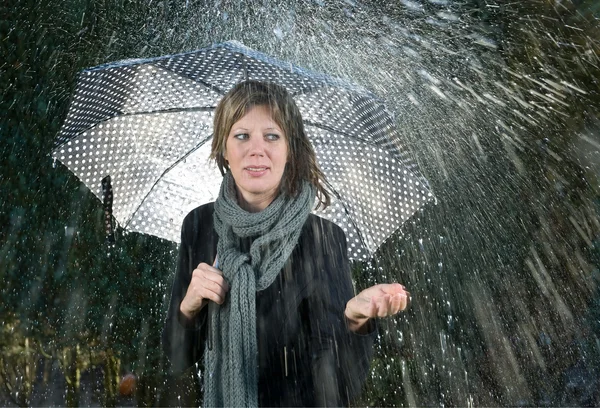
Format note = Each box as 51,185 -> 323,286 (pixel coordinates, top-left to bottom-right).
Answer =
311,126 -> 431,259
53,41 -> 433,260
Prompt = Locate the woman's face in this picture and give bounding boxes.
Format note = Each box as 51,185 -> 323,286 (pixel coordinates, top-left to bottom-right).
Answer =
224,105 -> 288,211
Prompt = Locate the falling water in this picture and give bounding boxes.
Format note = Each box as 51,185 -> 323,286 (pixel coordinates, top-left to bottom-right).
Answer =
2,0 -> 599,406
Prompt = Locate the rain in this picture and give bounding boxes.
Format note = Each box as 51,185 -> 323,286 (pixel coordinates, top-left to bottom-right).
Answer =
2,0 -> 600,406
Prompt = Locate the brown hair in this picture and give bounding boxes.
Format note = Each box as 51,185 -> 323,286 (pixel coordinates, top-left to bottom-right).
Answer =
210,80 -> 330,209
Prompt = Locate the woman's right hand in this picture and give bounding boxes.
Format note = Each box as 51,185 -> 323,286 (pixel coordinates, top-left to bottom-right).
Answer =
180,262 -> 230,319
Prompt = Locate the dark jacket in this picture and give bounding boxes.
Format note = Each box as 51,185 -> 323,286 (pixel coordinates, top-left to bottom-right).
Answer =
162,203 -> 374,407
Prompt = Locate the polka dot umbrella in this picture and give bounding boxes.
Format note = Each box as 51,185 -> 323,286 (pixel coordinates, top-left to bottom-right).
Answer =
53,41 -> 434,261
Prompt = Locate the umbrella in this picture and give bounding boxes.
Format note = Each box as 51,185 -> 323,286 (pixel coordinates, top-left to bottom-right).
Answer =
53,41 -> 433,261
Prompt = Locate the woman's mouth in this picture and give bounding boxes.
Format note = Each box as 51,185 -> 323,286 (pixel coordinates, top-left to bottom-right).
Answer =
245,167 -> 269,176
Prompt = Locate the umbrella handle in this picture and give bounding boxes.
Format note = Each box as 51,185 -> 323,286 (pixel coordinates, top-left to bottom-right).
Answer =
208,304 -> 213,351
207,255 -> 219,351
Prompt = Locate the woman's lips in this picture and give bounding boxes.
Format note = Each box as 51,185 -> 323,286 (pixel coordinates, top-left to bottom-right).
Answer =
244,167 -> 269,176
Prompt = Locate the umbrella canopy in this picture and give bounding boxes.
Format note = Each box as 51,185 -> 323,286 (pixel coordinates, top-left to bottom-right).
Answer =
53,41 -> 433,261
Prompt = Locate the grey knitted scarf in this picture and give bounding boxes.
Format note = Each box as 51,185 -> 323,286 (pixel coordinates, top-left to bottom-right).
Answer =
204,172 -> 315,407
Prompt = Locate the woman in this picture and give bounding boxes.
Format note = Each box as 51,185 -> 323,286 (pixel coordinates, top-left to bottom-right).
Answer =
162,80 -> 409,407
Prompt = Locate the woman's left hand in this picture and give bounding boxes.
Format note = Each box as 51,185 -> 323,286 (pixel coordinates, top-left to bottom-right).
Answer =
344,283 -> 409,334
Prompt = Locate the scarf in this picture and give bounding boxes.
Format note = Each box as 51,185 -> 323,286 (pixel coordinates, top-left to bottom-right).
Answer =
203,171 -> 315,407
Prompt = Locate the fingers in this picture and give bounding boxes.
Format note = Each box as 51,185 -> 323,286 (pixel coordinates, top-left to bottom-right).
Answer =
197,279 -> 228,304
195,265 -> 230,292
182,263 -> 230,316
198,261 -> 223,277
379,282 -> 408,295
389,292 -> 409,314
193,263 -> 230,303
372,292 -> 409,318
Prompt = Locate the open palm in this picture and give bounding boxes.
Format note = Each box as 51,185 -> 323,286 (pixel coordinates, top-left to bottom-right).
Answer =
345,283 -> 409,333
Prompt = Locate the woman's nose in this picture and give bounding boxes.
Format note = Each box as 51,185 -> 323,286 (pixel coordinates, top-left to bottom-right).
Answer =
248,135 -> 266,156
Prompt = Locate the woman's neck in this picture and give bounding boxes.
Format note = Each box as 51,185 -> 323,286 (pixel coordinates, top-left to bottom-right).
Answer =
236,190 -> 276,213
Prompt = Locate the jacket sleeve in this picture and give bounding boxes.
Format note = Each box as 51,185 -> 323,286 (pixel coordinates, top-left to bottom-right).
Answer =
308,222 -> 375,406
162,213 -> 208,374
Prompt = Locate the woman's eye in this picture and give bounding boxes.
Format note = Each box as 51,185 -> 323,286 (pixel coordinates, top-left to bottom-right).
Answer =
266,133 -> 280,141
234,133 -> 249,140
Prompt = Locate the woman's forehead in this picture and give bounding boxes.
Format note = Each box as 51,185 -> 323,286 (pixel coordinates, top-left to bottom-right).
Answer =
236,103 -> 284,125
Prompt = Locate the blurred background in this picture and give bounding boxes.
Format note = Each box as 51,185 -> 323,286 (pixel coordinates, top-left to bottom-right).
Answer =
1,0 -> 600,406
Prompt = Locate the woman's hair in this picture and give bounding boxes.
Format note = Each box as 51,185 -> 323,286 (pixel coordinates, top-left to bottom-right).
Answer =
210,80 -> 331,209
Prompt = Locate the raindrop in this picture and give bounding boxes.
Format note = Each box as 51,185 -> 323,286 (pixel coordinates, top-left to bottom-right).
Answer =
273,26 -> 284,40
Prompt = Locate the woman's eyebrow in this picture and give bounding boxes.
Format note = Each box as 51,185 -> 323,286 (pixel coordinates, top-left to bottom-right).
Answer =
230,126 -> 281,132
